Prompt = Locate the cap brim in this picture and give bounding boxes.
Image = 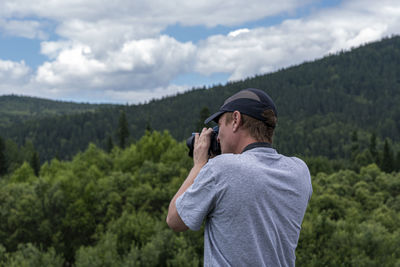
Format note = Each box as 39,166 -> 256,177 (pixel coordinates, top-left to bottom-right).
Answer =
204,111 -> 224,124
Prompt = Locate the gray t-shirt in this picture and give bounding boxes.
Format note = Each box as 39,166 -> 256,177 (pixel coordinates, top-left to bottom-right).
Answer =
176,146 -> 312,266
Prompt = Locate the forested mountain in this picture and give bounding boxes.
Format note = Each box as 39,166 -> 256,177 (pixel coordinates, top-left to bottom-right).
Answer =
1,36 -> 400,167
0,95 -> 115,128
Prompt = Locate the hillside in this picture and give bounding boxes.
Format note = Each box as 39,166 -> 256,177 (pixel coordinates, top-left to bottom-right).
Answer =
0,95 -> 117,128
1,36 -> 400,163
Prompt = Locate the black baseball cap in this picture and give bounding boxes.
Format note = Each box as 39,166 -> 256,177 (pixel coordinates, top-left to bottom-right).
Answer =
204,88 -> 277,125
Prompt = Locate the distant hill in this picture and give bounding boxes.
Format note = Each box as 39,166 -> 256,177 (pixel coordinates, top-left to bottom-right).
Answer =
0,95 -> 117,128
1,36 -> 400,162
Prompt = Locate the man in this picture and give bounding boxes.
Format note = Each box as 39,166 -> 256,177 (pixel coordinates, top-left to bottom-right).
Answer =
166,88 -> 312,266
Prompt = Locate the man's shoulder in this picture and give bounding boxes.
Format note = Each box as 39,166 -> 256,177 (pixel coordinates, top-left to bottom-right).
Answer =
207,153 -> 243,167
287,156 -> 310,172
200,154 -> 244,180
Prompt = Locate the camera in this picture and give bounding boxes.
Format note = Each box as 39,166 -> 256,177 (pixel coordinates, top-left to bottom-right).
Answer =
186,126 -> 221,157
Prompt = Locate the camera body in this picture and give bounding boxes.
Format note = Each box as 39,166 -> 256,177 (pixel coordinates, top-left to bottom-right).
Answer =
186,126 -> 221,157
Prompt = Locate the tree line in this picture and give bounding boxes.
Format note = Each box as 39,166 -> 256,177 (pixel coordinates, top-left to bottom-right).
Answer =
0,94 -> 113,129
1,107 -> 399,178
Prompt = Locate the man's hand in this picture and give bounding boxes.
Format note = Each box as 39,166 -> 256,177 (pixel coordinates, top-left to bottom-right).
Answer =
193,127 -> 214,168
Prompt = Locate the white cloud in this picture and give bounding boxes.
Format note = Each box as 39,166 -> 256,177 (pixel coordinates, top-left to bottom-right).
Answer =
36,43 -> 107,86
345,26 -> 388,48
0,19 -> 47,39
33,35 -> 195,100
0,59 -> 33,96
0,59 -> 31,83
228,28 -> 250,38
103,84 -> 189,104
0,0 -> 315,102
163,0 -> 310,27
0,0 -> 308,27
1,0 -> 311,54
1,0 -> 400,103
40,40 -> 73,59
195,0 -> 400,81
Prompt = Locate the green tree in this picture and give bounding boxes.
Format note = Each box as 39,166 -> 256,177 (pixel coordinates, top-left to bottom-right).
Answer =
0,136 -> 7,176
381,139 -> 394,173
2,126 -> 400,266
350,130 -> 359,162
117,111 -> 129,149
297,165 -> 400,266
354,149 -> 374,170
145,121 -> 152,132
0,243 -> 63,267
395,151 -> 400,172
369,133 -> 379,164
10,162 -> 36,183
3,139 -> 20,173
30,150 -> 40,177
196,106 -> 212,131
106,135 -> 114,153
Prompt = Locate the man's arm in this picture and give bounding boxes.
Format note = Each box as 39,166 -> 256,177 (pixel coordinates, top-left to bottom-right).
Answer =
166,127 -> 213,232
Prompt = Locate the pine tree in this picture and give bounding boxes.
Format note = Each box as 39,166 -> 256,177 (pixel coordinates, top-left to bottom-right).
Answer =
369,133 -> 378,164
350,130 -> 359,162
106,135 -> 114,153
30,150 -> 40,177
0,136 -> 7,176
117,110 -> 129,149
55,150 -> 61,160
145,120 -> 153,133
196,106 -> 212,132
395,151 -> 400,172
381,139 -> 394,173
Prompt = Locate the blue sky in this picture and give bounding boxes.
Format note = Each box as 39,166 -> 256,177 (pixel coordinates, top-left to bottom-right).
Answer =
0,36 -> 46,67
0,0 -> 399,104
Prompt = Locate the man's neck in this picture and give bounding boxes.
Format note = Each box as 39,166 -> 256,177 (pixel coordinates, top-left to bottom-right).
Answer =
233,135 -> 258,154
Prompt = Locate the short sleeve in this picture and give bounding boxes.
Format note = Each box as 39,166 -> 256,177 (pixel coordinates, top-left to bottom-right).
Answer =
176,164 -> 217,231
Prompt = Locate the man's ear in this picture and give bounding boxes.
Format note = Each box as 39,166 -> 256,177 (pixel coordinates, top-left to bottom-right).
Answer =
232,111 -> 242,132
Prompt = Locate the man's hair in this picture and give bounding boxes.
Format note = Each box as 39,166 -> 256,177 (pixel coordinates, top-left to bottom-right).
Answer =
225,110 -> 277,143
